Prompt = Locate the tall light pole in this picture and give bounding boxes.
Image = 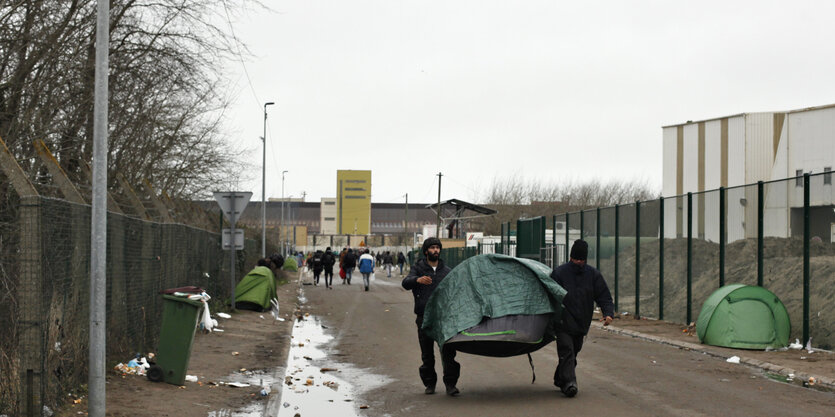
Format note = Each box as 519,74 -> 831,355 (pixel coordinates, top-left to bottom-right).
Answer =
261,101 -> 274,258
281,170 -> 288,254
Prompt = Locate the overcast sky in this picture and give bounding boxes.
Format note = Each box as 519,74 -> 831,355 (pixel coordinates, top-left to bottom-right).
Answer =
220,0 -> 835,205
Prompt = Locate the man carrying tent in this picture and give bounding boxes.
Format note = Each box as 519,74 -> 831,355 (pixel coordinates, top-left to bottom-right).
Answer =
550,239 -> 614,398
402,237 -> 461,396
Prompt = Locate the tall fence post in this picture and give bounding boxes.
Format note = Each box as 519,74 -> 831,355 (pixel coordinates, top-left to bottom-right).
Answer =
687,192 -> 693,324
757,181 -> 764,287
614,204 -> 619,312
552,215 -> 557,266
595,207 -> 601,269
565,212 -> 570,262
658,196 -> 664,321
580,210 -> 585,241
635,201 -> 641,318
803,173 -> 810,344
719,186 -> 726,287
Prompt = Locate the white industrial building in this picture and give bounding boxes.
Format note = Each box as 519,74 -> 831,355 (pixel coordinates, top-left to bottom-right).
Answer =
662,104 -> 835,242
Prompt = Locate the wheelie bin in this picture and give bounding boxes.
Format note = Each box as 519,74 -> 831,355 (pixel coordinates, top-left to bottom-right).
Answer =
147,294 -> 204,385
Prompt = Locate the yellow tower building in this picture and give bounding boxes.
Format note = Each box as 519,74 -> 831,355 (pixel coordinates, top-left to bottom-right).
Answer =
336,170 -> 371,235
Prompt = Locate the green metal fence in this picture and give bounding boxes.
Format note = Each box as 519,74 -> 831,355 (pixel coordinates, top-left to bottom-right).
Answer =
552,173 -> 834,349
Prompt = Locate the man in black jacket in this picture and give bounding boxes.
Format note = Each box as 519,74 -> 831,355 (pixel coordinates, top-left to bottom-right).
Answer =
551,239 -> 614,398
342,248 -> 357,284
321,247 -> 336,289
401,237 -> 461,396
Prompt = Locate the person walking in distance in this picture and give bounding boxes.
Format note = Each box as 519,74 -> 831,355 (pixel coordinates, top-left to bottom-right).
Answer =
358,249 -> 375,291
342,248 -> 357,285
310,249 -> 324,286
383,251 -> 393,277
397,251 -> 406,275
550,239 -> 614,398
402,237 -> 461,396
321,247 -> 336,289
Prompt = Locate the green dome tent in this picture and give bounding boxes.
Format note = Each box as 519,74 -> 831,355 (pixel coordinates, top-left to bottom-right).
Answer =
422,254 -> 566,357
234,266 -> 276,311
696,284 -> 790,350
282,256 -> 298,272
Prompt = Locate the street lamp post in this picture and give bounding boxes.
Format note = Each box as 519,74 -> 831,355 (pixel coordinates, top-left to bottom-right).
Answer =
262,101 -> 274,258
281,170 -> 288,254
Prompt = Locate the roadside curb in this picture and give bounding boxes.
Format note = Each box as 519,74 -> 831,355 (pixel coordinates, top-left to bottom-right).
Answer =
593,322 -> 835,392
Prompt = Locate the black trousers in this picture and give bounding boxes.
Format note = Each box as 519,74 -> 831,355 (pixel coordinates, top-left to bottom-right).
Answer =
554,330 -> 585,388
323,269 -> 333,287
313,270 -> 321,284
416,315 -> 460,388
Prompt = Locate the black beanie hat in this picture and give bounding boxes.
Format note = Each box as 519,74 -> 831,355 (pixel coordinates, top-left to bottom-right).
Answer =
422,237 -> 442,255
570,239 -> 588,261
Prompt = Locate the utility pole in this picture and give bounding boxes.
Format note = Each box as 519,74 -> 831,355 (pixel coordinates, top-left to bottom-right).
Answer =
404,193 -> 409,234
89,0 -> 110,415
261,102 -> 274,258
436,172 -> 443,238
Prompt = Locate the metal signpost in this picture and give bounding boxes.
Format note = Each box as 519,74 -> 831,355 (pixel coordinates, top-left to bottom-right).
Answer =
213,191 -> 252,310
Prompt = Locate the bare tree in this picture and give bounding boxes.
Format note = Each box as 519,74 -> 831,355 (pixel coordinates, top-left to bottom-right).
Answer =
477,175 -> 659,234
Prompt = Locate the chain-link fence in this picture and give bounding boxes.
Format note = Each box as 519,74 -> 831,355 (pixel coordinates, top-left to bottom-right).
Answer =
0,196 -> 257,414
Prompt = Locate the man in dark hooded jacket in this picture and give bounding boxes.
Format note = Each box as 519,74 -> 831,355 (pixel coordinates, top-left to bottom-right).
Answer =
550,239 -> 614,398
321,247 -> 336,289
401,237 -> 461,396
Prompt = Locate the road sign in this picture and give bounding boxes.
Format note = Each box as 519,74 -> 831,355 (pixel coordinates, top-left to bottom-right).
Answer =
213,191 -> 252,226
222,229 -> 244,250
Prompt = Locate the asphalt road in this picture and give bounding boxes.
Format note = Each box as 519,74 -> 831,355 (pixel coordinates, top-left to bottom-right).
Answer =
299,270 -> 835,417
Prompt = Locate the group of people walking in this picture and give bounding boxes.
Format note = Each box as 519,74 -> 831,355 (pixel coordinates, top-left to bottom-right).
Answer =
304,247 -> 410,291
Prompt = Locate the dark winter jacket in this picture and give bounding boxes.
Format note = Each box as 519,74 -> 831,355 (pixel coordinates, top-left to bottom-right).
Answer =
397,253 -> 406,265
550,261 -> 614,335
401,258 -> 451,316
322,250 -> 336,272
311,250 -> 324,273
343,250 -> 357,268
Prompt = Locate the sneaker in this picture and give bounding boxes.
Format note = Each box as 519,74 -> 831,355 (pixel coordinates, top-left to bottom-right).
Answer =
445,385 -> 460,396
424,385 -> 435,395
562,383 -> 577,398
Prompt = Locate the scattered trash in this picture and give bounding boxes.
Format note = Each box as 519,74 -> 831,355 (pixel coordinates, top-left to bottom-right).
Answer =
359,405 -> 369,409
260,315 -> 265,319
320,367 -> 338,373
42,406 -> 53,417
227,382 -> 250,388
232,351 -> 240,356
304,379 -> 314,386
260,388 -> 269,396
283,402 -> 290,408
808,377 -> 817,386
787,373 -> 795,382
303,356 -> 312,360
800,356 -> 807,360
323,381 -> 339,390
789,339 -> 803,349
217,312 -> 232,319
185,375 -> 198,382
805,338 -> 813,353
726,356 -> 740,364
719,378 -> 730,382
214,329 -> 224,332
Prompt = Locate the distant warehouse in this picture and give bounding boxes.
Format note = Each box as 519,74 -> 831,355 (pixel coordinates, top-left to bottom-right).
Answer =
662,103 -> 834,242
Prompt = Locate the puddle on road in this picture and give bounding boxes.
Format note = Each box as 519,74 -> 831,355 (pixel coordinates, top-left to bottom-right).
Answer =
277,314 -> 393,416
208,287 -> 391,417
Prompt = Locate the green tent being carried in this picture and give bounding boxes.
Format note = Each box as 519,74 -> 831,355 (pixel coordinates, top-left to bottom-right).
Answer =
422,254 -> 566,357
234,266 -> 276,311
696,284 -> 790,350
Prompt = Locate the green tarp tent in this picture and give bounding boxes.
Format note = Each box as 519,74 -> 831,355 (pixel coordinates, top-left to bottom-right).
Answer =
422,254 -> 566,357
696,284 -> 790,350
282,256 -> 298,272
234,266 -> 276,311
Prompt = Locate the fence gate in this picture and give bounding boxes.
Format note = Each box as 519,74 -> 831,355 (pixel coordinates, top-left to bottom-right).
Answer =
516,216 -> 546,262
